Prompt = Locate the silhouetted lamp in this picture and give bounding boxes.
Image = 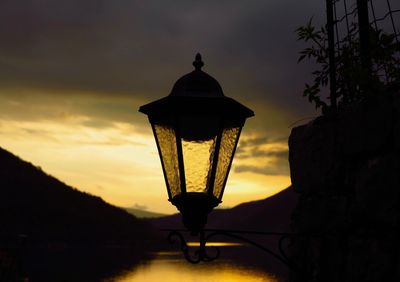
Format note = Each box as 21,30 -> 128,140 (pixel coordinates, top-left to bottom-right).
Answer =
139,54 -> 254,234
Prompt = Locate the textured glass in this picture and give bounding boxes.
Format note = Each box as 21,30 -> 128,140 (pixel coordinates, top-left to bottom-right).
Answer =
213,127 -> 241,199
154,125 -> 181,198
182,138 -> 216,193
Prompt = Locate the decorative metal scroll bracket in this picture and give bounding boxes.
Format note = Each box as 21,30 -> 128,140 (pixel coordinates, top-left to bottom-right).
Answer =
167,230 -> 221,264
163,229 -> 300,271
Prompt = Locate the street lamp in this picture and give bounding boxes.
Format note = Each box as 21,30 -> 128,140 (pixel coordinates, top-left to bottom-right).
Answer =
138,55 -> 307,275
139,54 -> 254,235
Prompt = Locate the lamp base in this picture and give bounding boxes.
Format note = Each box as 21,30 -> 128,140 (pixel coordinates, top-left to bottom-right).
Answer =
171,193 -> 220,235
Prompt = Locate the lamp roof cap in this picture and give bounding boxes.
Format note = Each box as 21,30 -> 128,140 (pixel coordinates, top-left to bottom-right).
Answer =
169,53 -> 224,97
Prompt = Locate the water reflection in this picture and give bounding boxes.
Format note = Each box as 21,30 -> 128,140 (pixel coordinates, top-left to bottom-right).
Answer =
187,241 -> 243,247
108,250 -> 279,282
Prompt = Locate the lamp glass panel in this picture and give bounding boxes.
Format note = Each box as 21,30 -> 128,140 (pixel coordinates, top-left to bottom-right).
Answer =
180,116 -> 219,194
182,138 -> 217,193
153,124 -> 181,198
213,126 -> 241,199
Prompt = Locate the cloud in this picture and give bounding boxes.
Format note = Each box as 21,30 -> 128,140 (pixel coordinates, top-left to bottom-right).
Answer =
0,89 -> 153,134
238,135 -> 288,148
234,164 -> 289,176
131,203 -> 148,211
236,147 -> 288,160
0,0 -> 327,111
1,0 -> 392,157
236,135 -> 288,159
0,0 -> 344,146
234,149 -> 289,176
0,0 -> 392,112
234,133 -> 289,176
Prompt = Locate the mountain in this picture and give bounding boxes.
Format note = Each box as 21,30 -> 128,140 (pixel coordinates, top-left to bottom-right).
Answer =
152,187 -> 298,232
124,207 -> 166,218
0,146 -> 157,281
0,146 -> 155,245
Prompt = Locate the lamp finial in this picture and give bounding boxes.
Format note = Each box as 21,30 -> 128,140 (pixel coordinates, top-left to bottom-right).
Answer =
193,53 -> 204,71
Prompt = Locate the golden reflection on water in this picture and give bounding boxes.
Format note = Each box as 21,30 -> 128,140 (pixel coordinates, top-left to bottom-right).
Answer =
187,241 -> 244,247
110,251 -> 278,282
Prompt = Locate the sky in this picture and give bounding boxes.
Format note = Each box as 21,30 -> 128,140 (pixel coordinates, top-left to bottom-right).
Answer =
2,0 -> 391,214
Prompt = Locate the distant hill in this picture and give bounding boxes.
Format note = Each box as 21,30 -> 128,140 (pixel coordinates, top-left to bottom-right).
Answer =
0,146 -> 161,280
151,187 -> 298,232
124,208 -> 166,218
0,146 -> 159,247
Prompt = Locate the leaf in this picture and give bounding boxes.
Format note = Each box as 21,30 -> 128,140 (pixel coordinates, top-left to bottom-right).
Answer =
298,54 -> 306,63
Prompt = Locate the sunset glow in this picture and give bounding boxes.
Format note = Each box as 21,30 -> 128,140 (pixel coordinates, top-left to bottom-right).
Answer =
0,0 -> 322,214
0,101 -> 291,213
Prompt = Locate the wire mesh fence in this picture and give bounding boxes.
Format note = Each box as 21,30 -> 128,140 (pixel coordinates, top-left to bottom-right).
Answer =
326,0 -> 400,108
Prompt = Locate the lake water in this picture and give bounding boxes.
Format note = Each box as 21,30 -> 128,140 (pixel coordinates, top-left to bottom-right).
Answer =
106,246 -> 281,282
5,242 -> 286,281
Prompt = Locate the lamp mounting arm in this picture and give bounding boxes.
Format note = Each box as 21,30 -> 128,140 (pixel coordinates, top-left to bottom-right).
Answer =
163,228 -> 312,279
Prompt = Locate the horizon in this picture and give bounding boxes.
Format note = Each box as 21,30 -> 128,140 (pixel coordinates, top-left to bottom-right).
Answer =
0,143 -> 291,215
0,109 -> 292,214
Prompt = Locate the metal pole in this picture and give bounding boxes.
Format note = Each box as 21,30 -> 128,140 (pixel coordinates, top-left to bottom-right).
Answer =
357,0 -> 372,77
326,0 -> 337,112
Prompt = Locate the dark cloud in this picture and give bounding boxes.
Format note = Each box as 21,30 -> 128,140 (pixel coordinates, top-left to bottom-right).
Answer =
234,163 -> 289,176
238,136 -> 287,148
234,148 -> 289,176
0,0 -> 392,141
234,142 -> 289,176
0,0 -> 326,142
236,134 -> 288,158
254,149 -> 288,159
0,0 -> 326,106
234,133 -> 289,176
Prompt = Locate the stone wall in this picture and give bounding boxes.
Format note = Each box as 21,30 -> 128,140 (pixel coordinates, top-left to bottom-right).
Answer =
288,93 -> 400,282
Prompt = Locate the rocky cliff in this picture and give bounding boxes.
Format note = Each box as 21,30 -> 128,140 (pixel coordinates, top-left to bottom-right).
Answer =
288,92 -> 400,282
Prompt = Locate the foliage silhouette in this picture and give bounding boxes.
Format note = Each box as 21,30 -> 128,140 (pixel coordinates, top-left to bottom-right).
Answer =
296,18 -> 400,112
